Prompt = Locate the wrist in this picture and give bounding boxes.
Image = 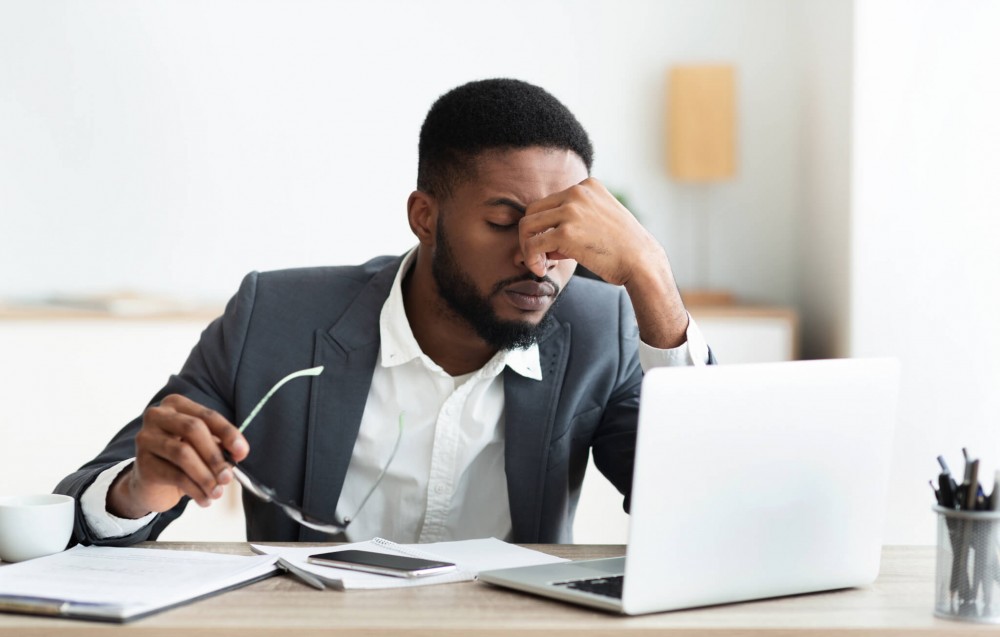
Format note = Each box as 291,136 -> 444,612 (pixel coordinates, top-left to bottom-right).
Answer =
624,253 -> 681,309
107,465 -> 152,520
623,255 -> 690,350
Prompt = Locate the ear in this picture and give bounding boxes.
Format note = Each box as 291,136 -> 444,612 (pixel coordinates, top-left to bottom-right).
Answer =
407,190 -> 438,246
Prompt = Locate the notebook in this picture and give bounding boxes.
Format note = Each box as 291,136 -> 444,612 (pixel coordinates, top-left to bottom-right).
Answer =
478,358 -> 900,615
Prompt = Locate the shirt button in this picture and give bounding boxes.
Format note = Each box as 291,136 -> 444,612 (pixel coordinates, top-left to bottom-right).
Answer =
434,484 -> 447,495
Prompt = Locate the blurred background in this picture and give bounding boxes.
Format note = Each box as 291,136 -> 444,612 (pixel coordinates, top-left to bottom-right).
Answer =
1,0 -> 997,545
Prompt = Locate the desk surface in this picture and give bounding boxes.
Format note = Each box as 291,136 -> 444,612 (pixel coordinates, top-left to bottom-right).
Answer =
0,544 -> 992,636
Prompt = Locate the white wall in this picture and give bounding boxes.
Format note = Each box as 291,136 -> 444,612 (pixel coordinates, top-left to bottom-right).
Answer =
0,0 -> 801,307
0,0 -> 811,545
0,0 -> 1000,542
853,0 -> 1000,544
793,1 -> 853,361
14,0 -> 988,548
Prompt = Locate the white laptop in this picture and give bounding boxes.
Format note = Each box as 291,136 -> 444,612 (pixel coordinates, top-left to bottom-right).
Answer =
479,358 -> 900,615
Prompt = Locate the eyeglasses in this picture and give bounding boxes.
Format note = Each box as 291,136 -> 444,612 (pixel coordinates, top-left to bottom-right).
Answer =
223,366 -> 403,535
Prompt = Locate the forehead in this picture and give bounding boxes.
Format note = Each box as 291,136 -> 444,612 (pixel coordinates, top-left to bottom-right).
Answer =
459,147 -> 589,203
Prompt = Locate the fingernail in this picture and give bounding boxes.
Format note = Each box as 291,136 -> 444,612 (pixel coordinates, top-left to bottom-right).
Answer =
211,486 -> 223,499
217,469 -> 232,484
198,499 -> 209,508
232,439 -> 249,455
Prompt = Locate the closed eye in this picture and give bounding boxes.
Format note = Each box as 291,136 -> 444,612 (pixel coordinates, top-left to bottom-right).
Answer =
484,198 -> 526,231
487,221 -> 517,231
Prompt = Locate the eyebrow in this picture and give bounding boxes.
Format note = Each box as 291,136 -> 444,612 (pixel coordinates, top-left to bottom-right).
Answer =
486,198 -> 527,215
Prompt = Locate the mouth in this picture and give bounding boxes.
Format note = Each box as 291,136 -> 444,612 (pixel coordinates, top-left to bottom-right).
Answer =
502,280 -> 557,312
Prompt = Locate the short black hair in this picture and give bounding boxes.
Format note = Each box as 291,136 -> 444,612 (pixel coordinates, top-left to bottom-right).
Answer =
417,78 -> 594,197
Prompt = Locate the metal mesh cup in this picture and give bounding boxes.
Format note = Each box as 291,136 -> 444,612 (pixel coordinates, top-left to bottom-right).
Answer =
934,505 -> 1000,623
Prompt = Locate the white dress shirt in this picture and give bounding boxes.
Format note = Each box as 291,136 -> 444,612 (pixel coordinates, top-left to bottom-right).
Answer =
82,251 -> 709,539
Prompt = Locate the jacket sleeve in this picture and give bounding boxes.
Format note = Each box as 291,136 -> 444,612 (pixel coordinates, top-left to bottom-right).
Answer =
53,272 -> 260,546
589,292 -> 716,514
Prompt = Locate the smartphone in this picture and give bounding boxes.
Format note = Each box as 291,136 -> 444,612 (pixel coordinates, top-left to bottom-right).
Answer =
307,549 -> 457,578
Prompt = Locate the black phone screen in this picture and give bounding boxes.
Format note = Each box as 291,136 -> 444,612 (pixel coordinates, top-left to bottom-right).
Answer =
307,549 -> 456,577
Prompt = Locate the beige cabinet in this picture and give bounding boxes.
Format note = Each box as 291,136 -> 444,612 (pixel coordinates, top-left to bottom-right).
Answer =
0,309 -> 244,541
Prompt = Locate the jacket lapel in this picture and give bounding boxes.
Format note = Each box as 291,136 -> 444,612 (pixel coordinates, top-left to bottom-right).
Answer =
294,254 -> 572,542
298,259 -> 399,541
503,322 -> 570,542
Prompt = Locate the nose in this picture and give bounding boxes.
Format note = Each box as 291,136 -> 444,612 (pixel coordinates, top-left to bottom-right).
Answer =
513,236 -> 558,274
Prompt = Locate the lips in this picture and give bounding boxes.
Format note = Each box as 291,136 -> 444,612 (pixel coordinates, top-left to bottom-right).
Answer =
503,280 -> 556,312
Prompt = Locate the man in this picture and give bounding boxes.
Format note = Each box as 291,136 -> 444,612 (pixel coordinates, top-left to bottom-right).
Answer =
56,78 -> 712,546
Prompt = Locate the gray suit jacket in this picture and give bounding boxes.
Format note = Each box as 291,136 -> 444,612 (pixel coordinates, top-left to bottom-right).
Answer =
57,255 -> 709,545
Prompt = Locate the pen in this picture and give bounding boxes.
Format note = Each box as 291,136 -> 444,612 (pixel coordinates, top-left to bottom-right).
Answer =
966,459 -> 980,512
991,471 -> 1000,512
276,558 -> 326,590
953,455 -> 979,604
938,475 -> 955,508
957,459 -> 974,511
937,455 -> 963,605
938,455 -> 952,474
938,463 -> 958,509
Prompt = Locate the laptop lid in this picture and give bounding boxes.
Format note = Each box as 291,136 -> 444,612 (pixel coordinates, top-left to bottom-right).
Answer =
621,358 -> 899,614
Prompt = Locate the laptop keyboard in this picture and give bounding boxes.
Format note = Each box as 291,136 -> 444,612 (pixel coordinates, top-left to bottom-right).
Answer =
553,575 -> 624,599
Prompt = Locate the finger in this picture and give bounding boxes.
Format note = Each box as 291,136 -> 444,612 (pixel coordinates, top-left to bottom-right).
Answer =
143,401 -> 235,493
523,189 -> 568,218
517,209 -> 564,276
163,395 -> 249,463
151,406 -> 233,485
133,438 -> 216,509
522,225 -> 573,259
518,204 -> 566,236
145,433 -> 226,505
523,178 -> 602,219
520,229 -> 575,277
141,452 -> 219,508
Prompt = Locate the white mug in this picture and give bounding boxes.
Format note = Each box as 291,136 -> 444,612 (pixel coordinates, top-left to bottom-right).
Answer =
0,494 -> 75,562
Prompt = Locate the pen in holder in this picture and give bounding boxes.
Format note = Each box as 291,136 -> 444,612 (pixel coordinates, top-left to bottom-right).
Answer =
933,506 -> 1000,623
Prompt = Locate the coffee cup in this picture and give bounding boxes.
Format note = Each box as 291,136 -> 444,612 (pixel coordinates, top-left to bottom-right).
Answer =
0,494 -> 75,563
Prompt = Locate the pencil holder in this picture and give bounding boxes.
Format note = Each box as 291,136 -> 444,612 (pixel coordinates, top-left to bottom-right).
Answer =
934,506 -> 1000,623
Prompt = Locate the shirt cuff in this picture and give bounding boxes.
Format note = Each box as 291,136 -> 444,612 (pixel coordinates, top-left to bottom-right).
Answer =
638,313 -> 710,371
81,458 -> 157,539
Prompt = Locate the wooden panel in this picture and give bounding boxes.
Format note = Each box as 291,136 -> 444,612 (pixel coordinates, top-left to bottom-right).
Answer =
667,65 -> 737,182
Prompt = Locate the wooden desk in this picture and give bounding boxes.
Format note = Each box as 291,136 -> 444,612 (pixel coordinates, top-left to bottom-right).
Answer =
0,544 -> 992,635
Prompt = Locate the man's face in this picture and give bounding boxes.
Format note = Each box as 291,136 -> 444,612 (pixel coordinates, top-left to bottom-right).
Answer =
430,147 -> 587,350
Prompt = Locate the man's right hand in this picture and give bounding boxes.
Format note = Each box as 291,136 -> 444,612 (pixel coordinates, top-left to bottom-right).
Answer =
107,394 -> 250,519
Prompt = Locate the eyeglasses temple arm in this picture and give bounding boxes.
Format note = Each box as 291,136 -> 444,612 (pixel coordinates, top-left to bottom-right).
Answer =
238,366 -> 324,433
344,412 -> 404,522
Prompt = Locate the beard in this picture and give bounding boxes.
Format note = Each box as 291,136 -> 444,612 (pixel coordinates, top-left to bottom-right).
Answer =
431,219 -> 564,351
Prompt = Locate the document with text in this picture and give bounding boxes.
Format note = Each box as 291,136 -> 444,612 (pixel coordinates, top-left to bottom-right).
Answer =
0,545 -> 278,622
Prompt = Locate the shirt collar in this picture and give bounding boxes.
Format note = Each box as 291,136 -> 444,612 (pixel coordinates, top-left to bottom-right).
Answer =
379,248 -> 543,381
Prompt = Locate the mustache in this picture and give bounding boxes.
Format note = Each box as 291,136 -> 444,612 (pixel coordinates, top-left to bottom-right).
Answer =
489,273 -> 561,297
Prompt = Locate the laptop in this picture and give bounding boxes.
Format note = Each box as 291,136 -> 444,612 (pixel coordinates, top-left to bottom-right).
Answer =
479,358 -> 900,615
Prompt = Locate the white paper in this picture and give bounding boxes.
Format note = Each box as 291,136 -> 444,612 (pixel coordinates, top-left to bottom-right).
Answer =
0,545 -> 278,618
251,537 -> 565,590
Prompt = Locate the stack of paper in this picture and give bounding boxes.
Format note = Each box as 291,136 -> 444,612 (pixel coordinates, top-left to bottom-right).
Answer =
252,537 -> 567,590
0,546 -> 277,622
